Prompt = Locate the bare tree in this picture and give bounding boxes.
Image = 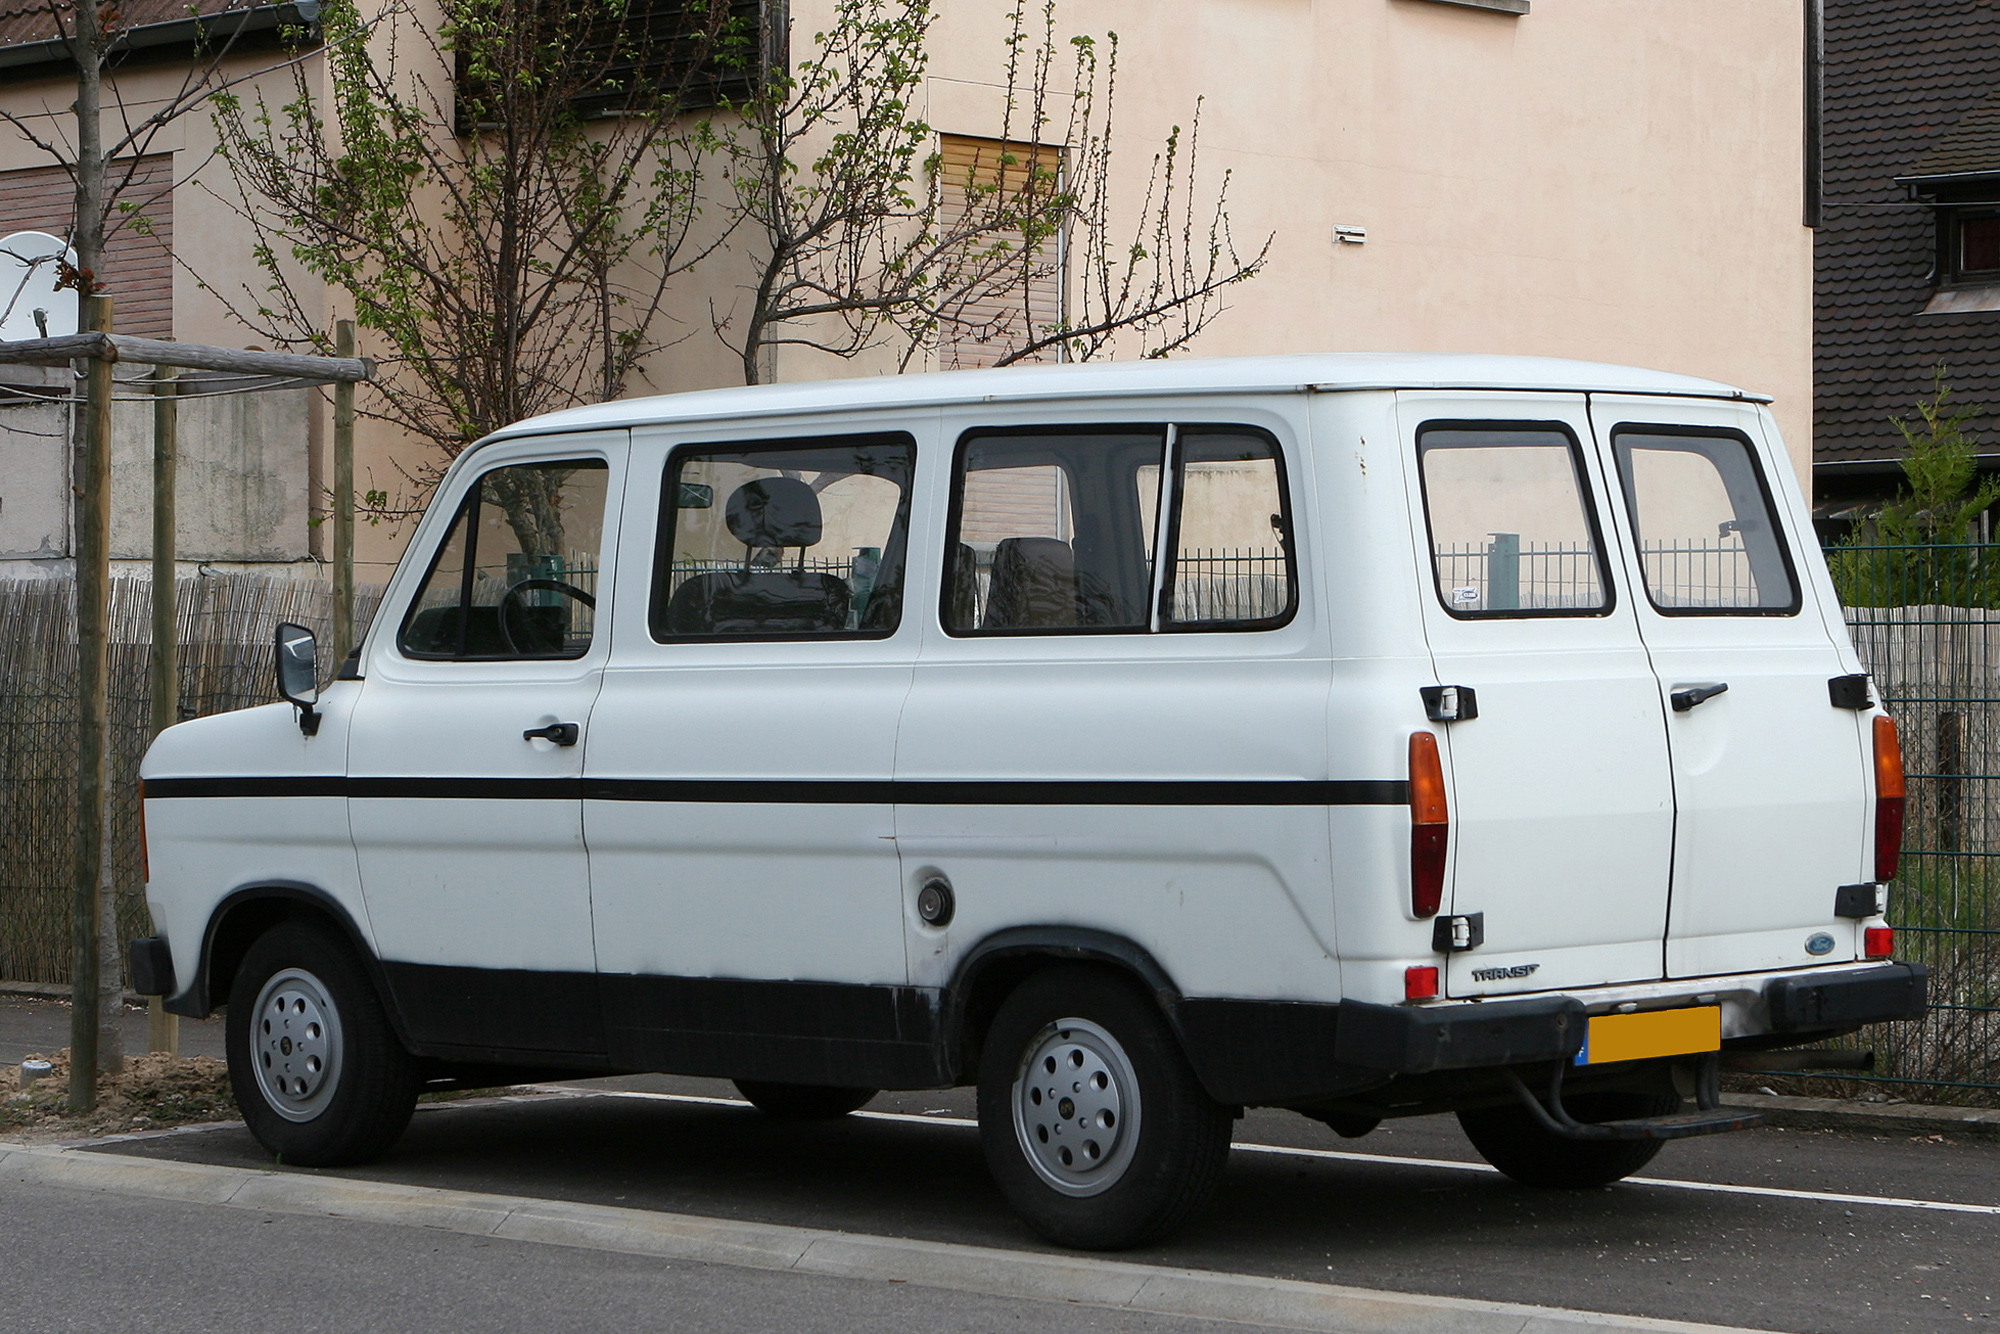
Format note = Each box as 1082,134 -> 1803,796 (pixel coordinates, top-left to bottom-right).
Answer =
211,0 -> 740,514
710,0 -> 1267,384
0,0 -> 303,298
918,6 -> 1268,368
0,0 -> 314,1100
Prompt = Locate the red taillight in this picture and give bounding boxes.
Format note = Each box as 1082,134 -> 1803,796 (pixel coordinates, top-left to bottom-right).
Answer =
1405,965 -> 1440,1001
1874,715 -> 1905,883
1865,926 -> 1894,960
138,778 -> 149,884
1409,731 -> 1448,918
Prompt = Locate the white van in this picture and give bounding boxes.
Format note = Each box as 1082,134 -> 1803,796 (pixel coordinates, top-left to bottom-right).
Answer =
132,354 -> 1927,1249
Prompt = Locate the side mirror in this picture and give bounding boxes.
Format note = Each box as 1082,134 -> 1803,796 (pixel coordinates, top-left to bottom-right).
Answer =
676,481 -> 714,509
274,621 -> 321,736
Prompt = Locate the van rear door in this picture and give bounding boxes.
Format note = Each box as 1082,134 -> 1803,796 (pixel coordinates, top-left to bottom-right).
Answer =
1587,397 -> 1871,977
1396,393 -> 1676,996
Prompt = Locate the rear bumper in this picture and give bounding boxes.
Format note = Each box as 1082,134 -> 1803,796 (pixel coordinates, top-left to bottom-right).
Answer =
1339,961 -> 1930,1076
1176,962 -> 1930,1105
1765,961 -> 1929,1034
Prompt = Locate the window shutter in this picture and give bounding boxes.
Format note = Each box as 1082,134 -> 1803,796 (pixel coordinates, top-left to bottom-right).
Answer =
936,135 -> 1064,369
0,155 -> 174,339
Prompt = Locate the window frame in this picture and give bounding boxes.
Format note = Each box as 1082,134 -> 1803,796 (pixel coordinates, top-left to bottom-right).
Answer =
1414,419 -> 1618,621
1609,422 -> 1803,618
1156,424 -> 1300,634
939,421 -> 1300,638
1943,206 -> 2000,286
395,456 -> 612,662
647,430 -> 918,645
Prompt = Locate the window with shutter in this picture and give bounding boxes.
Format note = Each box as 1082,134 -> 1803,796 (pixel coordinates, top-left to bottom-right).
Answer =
0,156 -> 173,339
936,135 -> 1065,369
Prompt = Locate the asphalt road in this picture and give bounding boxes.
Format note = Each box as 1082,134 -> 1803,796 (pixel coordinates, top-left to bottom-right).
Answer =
82,1073 -> 1999,1334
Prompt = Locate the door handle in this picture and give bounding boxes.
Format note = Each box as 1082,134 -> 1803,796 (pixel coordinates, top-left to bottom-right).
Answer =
1670,683 -> 1728,713
522,722 -> 580,746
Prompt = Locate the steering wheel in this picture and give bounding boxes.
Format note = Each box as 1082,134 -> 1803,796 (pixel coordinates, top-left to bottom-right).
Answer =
497,577 -> 597,655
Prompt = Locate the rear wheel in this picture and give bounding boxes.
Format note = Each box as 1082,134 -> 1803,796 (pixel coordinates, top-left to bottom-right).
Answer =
733,1081 -> 876,1119
977,966 -> 1231,1250
225,920 -> 419,1167
1457,1089 -> 1680,1188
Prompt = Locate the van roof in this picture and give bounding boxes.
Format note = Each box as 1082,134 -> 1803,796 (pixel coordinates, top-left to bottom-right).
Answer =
488,352 -> 1768,443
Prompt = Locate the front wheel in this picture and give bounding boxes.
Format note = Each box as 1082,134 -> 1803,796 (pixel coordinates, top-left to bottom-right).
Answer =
1457,1089 -> 1680,1188
977,967 -> 1232,1250
225,920 -> 419,1167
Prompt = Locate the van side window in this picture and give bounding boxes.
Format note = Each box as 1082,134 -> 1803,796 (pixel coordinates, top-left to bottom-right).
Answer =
1417,425 -> 1611,617
649,434 -> 915,640
1160,428 -> 1297,629
1611,427 -> 1799,614
944,425 -> 1298,635
947,429 -> 1166,633
398,459 -> 608,659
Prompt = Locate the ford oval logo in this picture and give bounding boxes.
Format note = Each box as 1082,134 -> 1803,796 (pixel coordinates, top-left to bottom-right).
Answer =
1806,932 -> 1836,956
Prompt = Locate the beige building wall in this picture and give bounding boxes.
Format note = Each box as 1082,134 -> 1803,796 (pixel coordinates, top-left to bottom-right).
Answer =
908,0 -> 1812,476
0,0 -> 1812,583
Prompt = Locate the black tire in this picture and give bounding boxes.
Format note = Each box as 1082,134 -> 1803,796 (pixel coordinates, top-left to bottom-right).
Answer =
225,920 -> 419,1167
734,1080 -> 877,1119
976,966 -> 1232,1250
1457,1089 -> 1681,1188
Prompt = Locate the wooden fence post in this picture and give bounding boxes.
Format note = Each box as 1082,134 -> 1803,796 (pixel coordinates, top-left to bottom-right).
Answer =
334,320 -> 355,657
69,295 -> 112,1112
148,364 -> 179,1057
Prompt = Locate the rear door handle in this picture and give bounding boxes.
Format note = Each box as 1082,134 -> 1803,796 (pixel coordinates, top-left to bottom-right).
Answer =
523,722 -> 580,746
1670,683 -> 1728,712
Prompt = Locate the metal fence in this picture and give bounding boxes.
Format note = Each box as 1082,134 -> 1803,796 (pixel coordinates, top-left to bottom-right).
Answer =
1825,543 -> 2000,1101
0,574 -> 381,984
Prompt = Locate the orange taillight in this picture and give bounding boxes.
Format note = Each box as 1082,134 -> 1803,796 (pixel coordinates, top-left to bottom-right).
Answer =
1409,731 -> 1448,918
1874,715 -> 1905,883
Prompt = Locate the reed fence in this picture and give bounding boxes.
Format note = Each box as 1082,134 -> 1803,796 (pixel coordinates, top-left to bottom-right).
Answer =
0,574 -> 380,983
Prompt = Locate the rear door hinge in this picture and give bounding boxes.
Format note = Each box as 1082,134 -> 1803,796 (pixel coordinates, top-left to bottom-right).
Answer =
1828,674 -> 1873,710
1421,684 -> 1479,722
1432,912 -> 1485,953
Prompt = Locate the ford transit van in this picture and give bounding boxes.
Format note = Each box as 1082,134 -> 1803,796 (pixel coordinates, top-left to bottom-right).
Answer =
131,354 -> 1927,1248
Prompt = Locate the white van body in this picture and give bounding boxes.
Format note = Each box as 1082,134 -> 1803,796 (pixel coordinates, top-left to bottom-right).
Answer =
134,355 -> 1926,1247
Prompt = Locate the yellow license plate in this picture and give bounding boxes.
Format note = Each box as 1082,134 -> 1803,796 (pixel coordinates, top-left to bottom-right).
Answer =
1578,1006 -> 1721,1065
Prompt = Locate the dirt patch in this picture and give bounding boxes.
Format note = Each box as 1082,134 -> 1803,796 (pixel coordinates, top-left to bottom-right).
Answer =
0,1050 -> 237,1142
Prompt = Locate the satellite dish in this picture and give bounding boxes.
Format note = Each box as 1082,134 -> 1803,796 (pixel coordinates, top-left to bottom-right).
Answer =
0,231 -> 79,342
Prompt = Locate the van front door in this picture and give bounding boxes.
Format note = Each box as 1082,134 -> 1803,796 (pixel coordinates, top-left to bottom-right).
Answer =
1396,394 -> 1676,996
347,438 -> 622,1058
1590,397 -> 1872,977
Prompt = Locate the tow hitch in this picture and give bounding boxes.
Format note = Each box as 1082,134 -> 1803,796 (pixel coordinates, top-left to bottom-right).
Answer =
1503,1054 -> 1766,1142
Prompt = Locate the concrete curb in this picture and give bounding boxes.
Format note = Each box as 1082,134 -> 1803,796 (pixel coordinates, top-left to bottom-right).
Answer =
1721,1091 -> 2000,1141
0,1141 -> 1777,1334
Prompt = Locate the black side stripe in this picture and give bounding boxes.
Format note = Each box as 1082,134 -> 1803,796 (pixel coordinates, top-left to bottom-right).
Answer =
145,776 -> 1411,806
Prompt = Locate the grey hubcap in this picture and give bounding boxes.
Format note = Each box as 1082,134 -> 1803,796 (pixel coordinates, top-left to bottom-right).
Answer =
251,967 -> 343,1122
1012,1017 -> 1141,1197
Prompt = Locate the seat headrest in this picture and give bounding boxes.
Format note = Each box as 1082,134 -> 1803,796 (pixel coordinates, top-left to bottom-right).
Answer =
726,477 -> 822,548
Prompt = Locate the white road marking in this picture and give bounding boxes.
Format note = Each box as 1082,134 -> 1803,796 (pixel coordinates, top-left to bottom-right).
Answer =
569,1087 -> 2000,1219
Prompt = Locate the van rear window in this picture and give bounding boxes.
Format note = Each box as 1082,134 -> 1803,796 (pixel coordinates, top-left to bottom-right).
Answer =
1416,424 -> 1612,617
1610,427 -> 1799,614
